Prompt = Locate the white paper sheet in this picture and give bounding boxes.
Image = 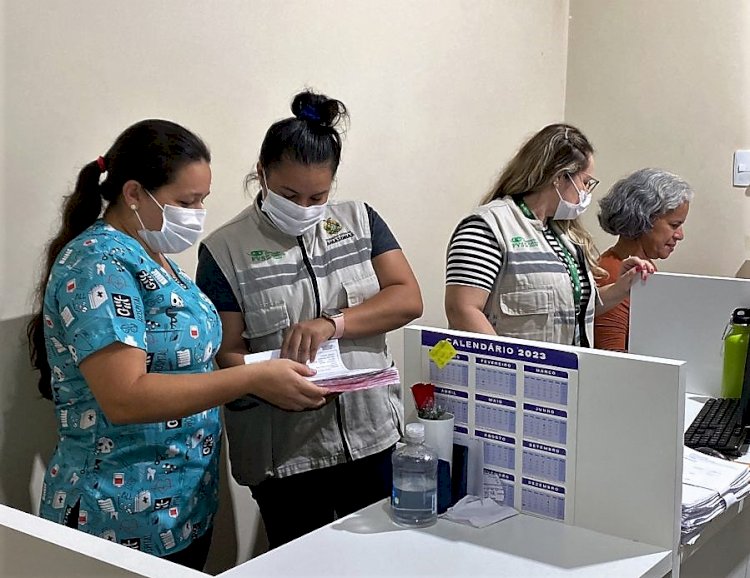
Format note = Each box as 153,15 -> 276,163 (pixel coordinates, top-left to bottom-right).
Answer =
244,340 -> 399,392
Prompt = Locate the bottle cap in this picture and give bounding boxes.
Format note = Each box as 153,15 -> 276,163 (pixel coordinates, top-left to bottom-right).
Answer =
732,308 -> 750,325
405,423 -> 425,442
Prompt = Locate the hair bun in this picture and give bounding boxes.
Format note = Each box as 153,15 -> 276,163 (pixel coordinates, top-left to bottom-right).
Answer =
291,90 -> 347,129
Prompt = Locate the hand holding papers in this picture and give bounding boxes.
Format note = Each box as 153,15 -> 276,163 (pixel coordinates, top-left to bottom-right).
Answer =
244,340 -> 400,393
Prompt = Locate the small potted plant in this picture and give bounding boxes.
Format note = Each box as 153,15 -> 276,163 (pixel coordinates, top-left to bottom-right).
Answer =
410,383 -> 455,465
413,385 -> 448,420
417,399 -> 448,420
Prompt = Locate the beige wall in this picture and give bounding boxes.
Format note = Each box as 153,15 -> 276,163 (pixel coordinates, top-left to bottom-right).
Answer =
2,0 -> 569,320
567,0 -> 750,277
0,0 -> 6,310
1,0 -> 570,571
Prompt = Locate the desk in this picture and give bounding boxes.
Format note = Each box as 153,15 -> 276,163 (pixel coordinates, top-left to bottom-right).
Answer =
0,503 -> 207,578
218,501 -> 671,578
679,394 -> 750,577
220,395 -> 750,578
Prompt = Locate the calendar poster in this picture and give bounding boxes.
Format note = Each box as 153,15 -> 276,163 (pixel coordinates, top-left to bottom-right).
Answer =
420,330 -> 579,522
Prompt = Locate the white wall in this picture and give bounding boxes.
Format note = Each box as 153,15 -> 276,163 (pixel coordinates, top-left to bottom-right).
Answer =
1,0 -> 570,572
3,0 -> 570,321
566,0 -> 750,277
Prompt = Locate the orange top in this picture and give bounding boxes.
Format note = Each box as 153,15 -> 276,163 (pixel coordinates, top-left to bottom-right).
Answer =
594,250 -> 629,353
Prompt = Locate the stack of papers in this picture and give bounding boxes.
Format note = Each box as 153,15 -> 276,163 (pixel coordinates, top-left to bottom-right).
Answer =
244,340 -> 400,393
681,446 -> 750,544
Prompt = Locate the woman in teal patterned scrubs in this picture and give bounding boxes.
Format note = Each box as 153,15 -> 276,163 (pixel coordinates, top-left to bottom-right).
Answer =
27,120 -> 329,569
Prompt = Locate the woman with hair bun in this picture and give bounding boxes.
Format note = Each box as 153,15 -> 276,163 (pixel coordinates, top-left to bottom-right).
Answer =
196,89 -> 423,548
595,168 -> 693,352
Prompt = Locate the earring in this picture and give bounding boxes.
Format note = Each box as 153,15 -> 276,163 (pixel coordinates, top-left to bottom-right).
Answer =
130,204 -> 138,211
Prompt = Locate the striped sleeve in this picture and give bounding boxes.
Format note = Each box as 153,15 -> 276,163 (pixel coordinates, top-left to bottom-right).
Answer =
446,216 -> 503,292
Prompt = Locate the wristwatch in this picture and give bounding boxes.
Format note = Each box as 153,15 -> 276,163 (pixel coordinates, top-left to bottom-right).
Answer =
322,308 -> 345,339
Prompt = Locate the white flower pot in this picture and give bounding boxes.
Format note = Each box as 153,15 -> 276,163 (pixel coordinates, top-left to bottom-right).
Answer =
418,412 -> 455,469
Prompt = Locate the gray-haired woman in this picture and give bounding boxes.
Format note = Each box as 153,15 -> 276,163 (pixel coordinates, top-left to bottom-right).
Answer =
594,168 -> 693,351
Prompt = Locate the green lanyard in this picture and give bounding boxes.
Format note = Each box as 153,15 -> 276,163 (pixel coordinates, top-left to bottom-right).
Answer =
517,199 -> 582,311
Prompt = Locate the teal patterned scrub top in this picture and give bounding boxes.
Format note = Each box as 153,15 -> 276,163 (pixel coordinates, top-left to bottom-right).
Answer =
38,220 -> 222,557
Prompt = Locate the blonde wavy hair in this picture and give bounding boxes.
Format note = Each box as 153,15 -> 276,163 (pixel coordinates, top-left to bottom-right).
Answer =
482,123 -> 606,279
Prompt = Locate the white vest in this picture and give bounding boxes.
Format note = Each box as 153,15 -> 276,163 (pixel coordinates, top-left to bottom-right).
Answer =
472,197 -> 596,346
203,198 -> 402,486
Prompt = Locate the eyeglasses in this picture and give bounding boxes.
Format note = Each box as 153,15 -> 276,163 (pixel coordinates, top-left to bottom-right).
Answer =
579,172 -> 599,193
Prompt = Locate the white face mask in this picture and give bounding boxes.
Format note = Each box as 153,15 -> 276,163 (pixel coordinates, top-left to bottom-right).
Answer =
553,174 -> 592,220
260,170 -> 327,237
134,190 -> 206,254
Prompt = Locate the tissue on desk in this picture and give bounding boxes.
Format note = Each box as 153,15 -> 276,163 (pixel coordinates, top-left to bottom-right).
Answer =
441,495 -> 518,528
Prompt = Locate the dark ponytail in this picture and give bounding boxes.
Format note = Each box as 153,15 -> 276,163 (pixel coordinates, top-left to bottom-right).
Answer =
246,89 -> 348,188
28,119 -> 210,399
27,160 -> 105,399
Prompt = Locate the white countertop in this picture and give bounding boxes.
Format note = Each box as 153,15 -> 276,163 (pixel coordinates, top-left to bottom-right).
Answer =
218,500 -> 671,578
0,503 -> 206,578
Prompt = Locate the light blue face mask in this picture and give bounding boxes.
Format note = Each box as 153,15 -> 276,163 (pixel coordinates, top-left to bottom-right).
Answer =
133,190 -> 206,253
553,174 -> 592,220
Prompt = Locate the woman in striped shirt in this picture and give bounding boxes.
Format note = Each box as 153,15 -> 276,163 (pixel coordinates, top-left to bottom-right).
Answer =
444,123 -> 653,347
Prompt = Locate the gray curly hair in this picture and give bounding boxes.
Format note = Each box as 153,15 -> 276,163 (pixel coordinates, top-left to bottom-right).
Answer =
597,168 -> 693,239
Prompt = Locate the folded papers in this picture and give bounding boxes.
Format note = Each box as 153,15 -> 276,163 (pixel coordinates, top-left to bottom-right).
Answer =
244,340 -> 400,393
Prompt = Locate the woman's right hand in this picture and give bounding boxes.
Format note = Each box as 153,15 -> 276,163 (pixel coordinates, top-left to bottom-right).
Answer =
247,359 -> 329,411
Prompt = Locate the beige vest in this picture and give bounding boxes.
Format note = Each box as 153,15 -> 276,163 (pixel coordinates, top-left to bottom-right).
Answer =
203,198 -> 402,486
472,198 -> 596,346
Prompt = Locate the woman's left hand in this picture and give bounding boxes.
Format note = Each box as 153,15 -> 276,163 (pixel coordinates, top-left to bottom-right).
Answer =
596,257 -> 656,316
281,318 -> 336,364
611,256 -> 655,300
619,256 -> 656,282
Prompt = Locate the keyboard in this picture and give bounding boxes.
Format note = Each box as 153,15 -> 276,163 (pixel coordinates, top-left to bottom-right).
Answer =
684,398 -> 747,456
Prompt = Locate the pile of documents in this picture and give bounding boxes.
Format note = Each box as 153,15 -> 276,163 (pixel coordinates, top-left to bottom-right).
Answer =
681,446 -> 750,544
244,340 -> 400,393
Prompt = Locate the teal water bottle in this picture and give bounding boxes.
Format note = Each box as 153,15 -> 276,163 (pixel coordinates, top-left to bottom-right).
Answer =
721,308 -> 750,398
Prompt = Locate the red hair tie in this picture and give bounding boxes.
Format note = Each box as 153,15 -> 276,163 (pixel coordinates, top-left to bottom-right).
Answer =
96,156 -> 106,172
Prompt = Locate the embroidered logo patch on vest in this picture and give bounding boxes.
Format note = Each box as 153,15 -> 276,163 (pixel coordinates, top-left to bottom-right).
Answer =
323,217 -> 354,246
510,236 -> 539,249
248,250 -> 285,262
323,218 -> 342,235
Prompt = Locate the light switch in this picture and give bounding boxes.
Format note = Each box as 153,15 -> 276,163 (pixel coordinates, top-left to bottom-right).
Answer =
734,150 -> 750,187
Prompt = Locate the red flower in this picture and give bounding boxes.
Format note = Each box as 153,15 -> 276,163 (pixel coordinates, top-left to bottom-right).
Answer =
411,382 -> 435,412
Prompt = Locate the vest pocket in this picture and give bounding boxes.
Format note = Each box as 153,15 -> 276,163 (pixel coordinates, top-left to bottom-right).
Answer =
499,289 -> 552,316
245,302 -> 290,338
342,273 -> 379,307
